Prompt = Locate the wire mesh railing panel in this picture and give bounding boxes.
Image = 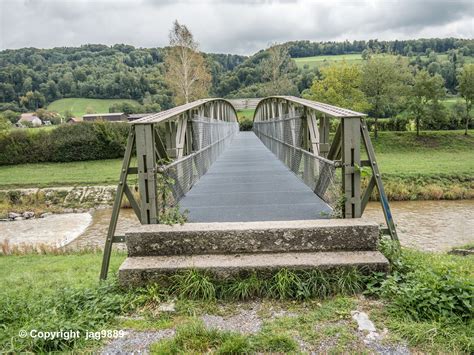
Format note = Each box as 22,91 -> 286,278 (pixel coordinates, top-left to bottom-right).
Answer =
160,116 -> 239,205
253,116 -> 340,210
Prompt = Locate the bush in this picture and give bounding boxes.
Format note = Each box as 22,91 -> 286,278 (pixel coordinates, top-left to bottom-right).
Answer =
365,116 -> 409,131
367,239 -> 474,323
0,122 -> 129,165
239,117 -> 253,131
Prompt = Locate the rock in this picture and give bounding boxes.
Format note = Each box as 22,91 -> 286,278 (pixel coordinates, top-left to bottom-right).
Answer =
158,301 -> 175,312
63,208 -> 74,213
8,212 -> 20,220
40,212 -> 53,218
351,311 -> 377,333
22,211 -> 35,219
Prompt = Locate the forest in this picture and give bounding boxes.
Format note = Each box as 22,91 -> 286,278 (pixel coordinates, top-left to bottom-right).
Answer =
1,38 -> 472,115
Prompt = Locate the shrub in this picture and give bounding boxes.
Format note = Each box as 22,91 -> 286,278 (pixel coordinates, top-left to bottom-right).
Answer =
365,116 -> 409,131
367,239 -> 474,323
239,117 -> 253,131
0,122 -> 129,165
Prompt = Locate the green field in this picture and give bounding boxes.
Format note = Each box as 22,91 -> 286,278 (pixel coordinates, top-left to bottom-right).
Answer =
293,53 -> 474,69
48,98 -> 139,117
237,109 -> 255,120
293,53 -> 364,69
0,159 -> 124,188
0,130 -> 472,190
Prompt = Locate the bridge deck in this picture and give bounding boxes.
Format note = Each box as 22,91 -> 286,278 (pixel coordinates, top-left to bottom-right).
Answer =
180,132 -> 332,222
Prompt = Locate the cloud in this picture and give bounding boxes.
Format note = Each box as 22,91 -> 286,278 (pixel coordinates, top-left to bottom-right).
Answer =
0,0 -> 472,54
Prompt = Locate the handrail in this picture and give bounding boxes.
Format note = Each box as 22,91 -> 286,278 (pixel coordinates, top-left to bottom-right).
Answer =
254,96 -> 366,121
132,98 -> 238,125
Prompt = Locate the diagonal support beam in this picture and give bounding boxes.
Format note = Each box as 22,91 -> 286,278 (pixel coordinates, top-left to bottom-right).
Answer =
360,120 -> 399,242
100,129 -> 136,280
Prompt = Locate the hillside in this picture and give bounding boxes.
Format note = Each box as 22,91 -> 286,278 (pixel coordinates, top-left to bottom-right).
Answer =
48,98 -> 140,117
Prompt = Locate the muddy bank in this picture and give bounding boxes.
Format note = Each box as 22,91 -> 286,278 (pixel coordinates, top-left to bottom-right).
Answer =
0,212 -> 92,249
0,186 -> 117,218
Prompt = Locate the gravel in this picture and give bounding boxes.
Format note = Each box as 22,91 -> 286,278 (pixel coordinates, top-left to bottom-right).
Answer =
201,305 -> 262,334
100,329 -> 175,355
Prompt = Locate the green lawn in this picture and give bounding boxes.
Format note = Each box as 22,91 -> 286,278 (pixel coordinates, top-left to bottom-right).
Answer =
0,159 -> 124,188
48,98 -> 139,117
371,130 -> 474,177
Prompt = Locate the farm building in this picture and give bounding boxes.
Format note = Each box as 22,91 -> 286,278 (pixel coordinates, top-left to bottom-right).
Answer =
127,113 -> 154,121
82,112 -> 127,122
66,117 -> 83,124
18,113 -> 42,127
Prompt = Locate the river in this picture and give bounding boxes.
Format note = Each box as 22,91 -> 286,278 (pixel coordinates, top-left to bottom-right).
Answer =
1,200 -> 473,253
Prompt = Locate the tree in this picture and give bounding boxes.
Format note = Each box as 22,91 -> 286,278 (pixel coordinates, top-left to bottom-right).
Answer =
361,56 -> 410,137
458,64 -> 474,135
261,44 -> 298,96
0,110 -> 20,124
0,116 -> 11,133
164,20 -> 211,105
409,70 -> 445,136
303,61 -> 370,113
19,91 -> 45,110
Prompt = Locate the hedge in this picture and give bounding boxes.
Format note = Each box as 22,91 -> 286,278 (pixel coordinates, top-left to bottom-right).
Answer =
0,122 -> 129,165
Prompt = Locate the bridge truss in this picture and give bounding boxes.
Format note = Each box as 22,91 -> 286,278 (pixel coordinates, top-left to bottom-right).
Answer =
100,99 -> 239,279
253,96 -> 398,240
100,96 -> 398,280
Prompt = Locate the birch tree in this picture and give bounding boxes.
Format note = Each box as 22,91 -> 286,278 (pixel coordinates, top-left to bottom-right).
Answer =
458,64 -> 474,135
164,20 -> 211,105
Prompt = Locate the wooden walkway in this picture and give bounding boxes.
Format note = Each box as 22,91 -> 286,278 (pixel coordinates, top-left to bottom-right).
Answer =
180,132 -> 332,222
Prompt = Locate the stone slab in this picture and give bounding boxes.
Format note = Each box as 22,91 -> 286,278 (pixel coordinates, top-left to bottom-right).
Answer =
125,219 -> 380,256
119,251 -> 389,286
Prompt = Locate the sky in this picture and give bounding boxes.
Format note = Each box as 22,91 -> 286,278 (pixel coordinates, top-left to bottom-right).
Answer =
0,0 -> 473,55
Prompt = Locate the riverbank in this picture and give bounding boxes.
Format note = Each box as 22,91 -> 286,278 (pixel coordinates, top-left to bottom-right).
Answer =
2,200 -> 472,255
0,130 -> 472,217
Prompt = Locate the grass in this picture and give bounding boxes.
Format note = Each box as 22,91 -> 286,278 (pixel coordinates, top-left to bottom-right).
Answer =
0,251 -> 127,352
370,130 -> 474,177
48,98 -> 139,117
293,53 -> 364,69
236,109 -> 255,121
293,52 -> 474,70
0,159 -> 123,188
1,244 -> 472,353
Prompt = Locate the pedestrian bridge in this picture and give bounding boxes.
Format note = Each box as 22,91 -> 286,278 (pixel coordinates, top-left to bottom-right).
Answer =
100,96 -> 398,281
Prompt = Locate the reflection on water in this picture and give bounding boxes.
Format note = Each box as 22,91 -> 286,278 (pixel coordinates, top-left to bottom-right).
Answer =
71,200 -> 474,252
363,199 -> 474,252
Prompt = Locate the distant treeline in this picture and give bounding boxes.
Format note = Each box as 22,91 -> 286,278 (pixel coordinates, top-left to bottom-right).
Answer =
0,38 -> 473,113
0,44 -> 246,112
286,38 -> 474,57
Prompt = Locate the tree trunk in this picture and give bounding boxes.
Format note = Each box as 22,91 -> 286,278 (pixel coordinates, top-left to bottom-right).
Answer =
416,117 -> 420,136
374,117 -> 378,139
466,112 -> 469,136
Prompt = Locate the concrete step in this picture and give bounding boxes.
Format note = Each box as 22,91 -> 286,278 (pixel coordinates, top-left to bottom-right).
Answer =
125,219 -> 380,257
118,251 -> 389,286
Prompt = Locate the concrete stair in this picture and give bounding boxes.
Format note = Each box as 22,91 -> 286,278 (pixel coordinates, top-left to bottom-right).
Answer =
119,219 -> 389,286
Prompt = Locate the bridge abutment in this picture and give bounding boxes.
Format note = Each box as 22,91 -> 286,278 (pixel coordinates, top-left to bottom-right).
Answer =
118,219 -> 389,286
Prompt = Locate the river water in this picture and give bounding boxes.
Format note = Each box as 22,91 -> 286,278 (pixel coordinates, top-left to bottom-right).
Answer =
1,200 -> 473,253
